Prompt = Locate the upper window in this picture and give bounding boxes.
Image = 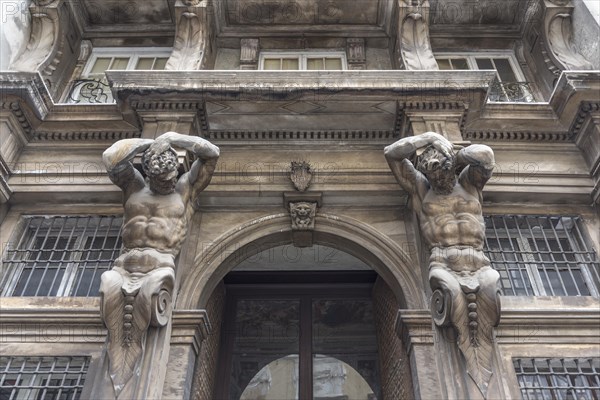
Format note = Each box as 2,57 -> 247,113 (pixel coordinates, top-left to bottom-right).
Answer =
435,53 -> 535,102
0,356 -> 90,400
484,215 -> 600,297
67,48 -> 171,104
259,51 -> 347,70
513,358 -> 600,400
1,215 -> 122,297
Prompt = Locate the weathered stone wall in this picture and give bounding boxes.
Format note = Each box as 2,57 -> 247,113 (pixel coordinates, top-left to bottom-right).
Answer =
190,282 -> 226,400
373,277 -> 415,400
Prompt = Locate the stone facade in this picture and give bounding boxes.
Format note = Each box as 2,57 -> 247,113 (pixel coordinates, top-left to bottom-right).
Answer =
0,0 -> 599,399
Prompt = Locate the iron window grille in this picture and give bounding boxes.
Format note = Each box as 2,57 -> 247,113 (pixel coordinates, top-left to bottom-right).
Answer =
513,358 -> 600,400
1,216 -> 123,297
66,47 -> 170,104
484,215 -> 600,297
0,356 -> 90,400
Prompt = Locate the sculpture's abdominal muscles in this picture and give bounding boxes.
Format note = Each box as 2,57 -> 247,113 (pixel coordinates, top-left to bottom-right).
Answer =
122,215 -> 187,252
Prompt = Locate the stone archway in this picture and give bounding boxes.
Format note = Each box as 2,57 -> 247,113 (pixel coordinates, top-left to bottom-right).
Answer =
178,211 -> 425,400
178,212 -> 426,310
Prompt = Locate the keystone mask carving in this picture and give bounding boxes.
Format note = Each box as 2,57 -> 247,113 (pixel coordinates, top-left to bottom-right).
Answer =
101,131 -> 219,398
385,132 -> 500,398
289,201 -> 317,231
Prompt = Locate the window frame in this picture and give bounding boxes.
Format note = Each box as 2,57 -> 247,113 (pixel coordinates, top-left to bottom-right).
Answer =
484,215 -> 600,297
434,52 -> 534,102
81,47 -> 172,78
259,51 -> 348,71
1,215 -> 123,297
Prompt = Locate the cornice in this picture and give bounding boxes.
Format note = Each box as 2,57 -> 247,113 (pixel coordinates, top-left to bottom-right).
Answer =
207,129 -> 399,143
464,130 -> 572,142
32,131 -> 141,141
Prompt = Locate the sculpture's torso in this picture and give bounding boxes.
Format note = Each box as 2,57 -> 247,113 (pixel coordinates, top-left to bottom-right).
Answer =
419,183 -> 485,251
119,187 -> 188,272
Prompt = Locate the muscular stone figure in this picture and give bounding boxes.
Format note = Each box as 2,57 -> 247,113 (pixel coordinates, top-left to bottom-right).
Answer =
101,132 -> 219,397
384,132 -> 500,397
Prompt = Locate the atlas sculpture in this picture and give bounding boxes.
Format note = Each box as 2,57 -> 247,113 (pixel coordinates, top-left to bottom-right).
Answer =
100,131 -> 219,397
384,131 -> 500,397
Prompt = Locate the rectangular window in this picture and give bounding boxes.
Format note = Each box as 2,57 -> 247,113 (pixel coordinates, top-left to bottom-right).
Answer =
435,53 -> 534,102
484,215 -> 600,297
513,358 -> 600,400
259,51 -> 347,70
0,356 -> 90,400
1,216 -> 122,297
68,48 -> 171,104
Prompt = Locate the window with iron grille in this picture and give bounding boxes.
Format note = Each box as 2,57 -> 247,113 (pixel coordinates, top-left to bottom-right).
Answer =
484,215 -> 600,297
1,216 -> 122,297
0,356 -> 90,400
513,358 -> 600,400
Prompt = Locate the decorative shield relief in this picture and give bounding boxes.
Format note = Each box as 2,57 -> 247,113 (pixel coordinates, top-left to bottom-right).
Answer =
290,161 -> 313,192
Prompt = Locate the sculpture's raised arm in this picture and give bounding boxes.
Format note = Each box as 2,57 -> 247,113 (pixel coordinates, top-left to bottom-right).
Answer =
456,144 -> 495,193
384,131 -> 452,199
148,131 -> 220,202
102,138 -> 154,194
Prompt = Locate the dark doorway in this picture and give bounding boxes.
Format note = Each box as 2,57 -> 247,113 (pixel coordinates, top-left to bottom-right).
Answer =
215,271 -> 382,400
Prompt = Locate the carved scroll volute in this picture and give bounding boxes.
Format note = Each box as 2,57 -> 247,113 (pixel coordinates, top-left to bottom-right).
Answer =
10,0 -> 62,73
100,267 -> 175,397
541,0 -> 593,71
396,0 -> 438,70
166,0 -> 214,70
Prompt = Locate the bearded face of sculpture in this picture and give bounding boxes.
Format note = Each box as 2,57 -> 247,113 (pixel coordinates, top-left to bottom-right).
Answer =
142,149 -> 179,195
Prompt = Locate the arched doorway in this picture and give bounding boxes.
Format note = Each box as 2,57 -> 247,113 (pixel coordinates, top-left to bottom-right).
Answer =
180,213 -> 424,399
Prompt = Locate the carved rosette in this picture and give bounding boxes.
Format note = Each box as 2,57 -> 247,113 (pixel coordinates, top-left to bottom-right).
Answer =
289,202 -> 317,231
100,266 -> 175,397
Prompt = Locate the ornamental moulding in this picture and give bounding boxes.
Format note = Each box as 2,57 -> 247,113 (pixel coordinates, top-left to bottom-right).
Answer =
166,0 -> 215,70
541,0 -> 593,72
396,0 -> 438,70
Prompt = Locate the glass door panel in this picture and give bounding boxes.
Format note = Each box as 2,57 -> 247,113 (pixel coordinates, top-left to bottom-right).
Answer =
312,299 -> 381,399
230,299 -> 300,400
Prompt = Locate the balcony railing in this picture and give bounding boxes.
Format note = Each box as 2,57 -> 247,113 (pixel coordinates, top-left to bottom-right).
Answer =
488,81 -> 535,103
67,78 -> 114,104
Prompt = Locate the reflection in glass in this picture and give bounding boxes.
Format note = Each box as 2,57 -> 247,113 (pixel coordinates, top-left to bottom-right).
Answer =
230,300 -> 300,400
313,355 -> 376,400
313,299 -> 381,399
240,355 -> 299,400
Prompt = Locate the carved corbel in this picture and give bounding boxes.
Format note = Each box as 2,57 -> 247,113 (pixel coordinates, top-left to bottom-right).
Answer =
346,38 -> 366,70
540,0 -> 593,72
395,0 -> 438,70
166,0 -> 216,70
240,39 -> 260,70
9,0 -> 75,95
